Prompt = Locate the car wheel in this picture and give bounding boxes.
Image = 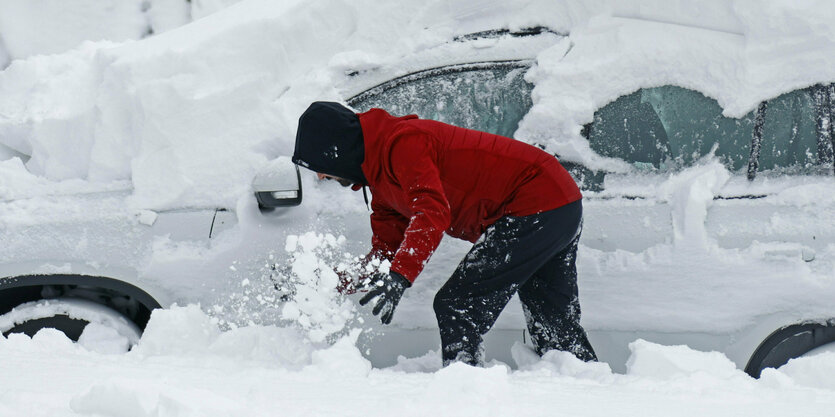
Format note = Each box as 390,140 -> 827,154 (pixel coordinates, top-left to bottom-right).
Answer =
0,298 -> 142,352
744,320 -> 835,378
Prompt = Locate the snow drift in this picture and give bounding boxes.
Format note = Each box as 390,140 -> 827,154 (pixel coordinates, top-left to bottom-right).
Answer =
2,306 -> 835,416
4,0 -> 835,210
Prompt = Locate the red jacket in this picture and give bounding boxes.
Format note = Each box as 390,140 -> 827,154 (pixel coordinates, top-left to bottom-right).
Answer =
358,108 -> 581,283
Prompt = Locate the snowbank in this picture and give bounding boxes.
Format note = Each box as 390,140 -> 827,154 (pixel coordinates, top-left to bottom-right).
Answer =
0,0 -> 149,60
2,0 -> 834,209
2,308 -> 835,416
0,0 -> 243,65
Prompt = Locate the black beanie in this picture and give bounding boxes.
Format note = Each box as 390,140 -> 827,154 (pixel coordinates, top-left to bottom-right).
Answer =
292,101 -> 368,185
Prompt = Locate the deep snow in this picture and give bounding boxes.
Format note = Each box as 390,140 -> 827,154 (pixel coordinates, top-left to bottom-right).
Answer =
2,305 -> 835,416
0,0 -> 239,63
4,0 -> 835,209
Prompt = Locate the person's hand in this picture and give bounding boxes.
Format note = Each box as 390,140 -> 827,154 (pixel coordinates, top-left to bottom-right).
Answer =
359,272 -> 410,325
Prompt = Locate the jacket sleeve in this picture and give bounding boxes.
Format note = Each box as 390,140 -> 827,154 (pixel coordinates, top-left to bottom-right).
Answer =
369,197 -> 409,262
387,134 -> 451,282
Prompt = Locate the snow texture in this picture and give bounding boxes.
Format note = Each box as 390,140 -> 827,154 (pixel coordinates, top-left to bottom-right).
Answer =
2,0 -> 834,207
0,0 -> 149,60
2,307 -> 835,416
0,0 -> 242,65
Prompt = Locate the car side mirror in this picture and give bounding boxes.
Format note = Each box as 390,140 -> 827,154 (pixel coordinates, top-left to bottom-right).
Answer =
252,156 -> 303,209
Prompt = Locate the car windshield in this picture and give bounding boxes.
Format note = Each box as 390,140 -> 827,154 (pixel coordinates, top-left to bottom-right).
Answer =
348,63 -> 533,139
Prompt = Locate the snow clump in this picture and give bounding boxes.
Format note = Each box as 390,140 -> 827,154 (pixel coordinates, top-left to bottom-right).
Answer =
277,231 -> 358,343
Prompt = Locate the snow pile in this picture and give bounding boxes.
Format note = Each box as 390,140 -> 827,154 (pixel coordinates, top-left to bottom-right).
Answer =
2,0 -> 833,209
133,304 -> 314,367
7,314 -> 835,416
657,155 -> 731,248
768,347 -> 835,390
0,0 -> 831,209
0,0 -> 358,209
0,156 -> 131,201
0,0 -> 248,65
0,0 -> 149,60
625,339 -> 742,380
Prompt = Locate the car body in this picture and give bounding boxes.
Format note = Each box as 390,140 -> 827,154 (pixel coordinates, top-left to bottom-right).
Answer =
1,13 -> 834,377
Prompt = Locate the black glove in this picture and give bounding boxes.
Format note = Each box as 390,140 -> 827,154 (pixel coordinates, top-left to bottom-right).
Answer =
359,271 -> 410,325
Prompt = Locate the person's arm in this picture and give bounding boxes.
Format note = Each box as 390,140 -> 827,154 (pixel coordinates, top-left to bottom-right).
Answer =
368,198 -> 409,262
387,134 -> 451,283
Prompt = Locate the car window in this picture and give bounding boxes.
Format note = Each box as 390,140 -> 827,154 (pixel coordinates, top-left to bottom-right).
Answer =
348,63 -> 533,139
588,86 -> 756,172
757,87 -> 824,173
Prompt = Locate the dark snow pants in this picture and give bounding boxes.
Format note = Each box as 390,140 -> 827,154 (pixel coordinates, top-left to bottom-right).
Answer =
433,199 -> 597,366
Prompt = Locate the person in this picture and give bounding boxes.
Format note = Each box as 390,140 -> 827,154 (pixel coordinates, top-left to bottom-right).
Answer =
292,101 -> 597,366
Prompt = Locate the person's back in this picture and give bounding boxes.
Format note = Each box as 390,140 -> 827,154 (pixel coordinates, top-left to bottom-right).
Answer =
358,108 -> 581,242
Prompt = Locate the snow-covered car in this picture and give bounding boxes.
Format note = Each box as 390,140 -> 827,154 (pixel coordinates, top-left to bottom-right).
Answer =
1,4 -> 834,378
337,26 -> 835,376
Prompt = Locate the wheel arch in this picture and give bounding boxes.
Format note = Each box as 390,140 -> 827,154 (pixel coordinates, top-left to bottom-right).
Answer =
0,274 -> 163,331
744,319 -> 835,378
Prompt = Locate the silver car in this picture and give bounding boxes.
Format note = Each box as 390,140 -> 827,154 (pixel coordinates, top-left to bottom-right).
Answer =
1,25 -> 833,378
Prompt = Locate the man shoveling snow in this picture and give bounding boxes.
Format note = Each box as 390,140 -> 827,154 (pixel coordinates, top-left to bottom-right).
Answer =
292,101 -> 596,366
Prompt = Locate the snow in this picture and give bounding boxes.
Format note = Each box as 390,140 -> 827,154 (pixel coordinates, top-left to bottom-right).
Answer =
146,0 -> 191,35
2,0 -> 833,208
657,156 -> 732,247
0,0 -> 834,412
276,232 -> 356,343
518,0 -> 835,170
2,306 -> 835,416
0,298 -> 140,353
0,0 -> 148,60
0,0 -> 244,65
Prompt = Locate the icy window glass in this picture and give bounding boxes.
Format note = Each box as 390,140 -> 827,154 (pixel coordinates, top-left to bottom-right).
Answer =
587,90 -> 669,170
348,64 -> 533,138
757,89 -> 820,172
589,86 -> 756,171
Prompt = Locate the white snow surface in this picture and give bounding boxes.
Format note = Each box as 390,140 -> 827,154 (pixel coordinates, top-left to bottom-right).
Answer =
1,305 -> 835,416
0,0 -> 149,60
0,0 -> 239,64
4,0 -> 835,208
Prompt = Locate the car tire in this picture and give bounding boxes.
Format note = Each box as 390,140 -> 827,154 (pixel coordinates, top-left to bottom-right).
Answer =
745,320 -> 835,378
0,298 -> 142,351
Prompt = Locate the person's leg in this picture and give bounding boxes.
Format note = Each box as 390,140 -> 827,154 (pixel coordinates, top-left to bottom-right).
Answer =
433,200 -> 584,366
518,231 -> 597,361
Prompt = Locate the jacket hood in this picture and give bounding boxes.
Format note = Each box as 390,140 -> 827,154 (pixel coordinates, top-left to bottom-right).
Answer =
358,108 -> 419,185
292,101 -> 368,185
